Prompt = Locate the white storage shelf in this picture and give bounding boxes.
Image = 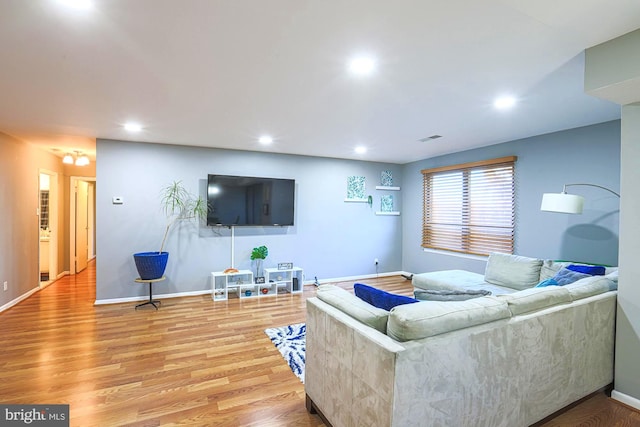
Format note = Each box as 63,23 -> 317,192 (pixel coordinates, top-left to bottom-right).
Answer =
212,267 -> 304,301
264,267 -> 304,294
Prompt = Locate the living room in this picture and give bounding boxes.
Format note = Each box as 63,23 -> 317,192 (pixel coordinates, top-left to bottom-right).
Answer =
1,1 -> 640,425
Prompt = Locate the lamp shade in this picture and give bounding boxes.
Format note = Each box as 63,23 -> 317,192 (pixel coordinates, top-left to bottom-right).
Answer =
540,193 -> 584,214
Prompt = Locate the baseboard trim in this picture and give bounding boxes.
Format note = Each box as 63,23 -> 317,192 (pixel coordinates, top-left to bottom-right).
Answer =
0,287 -> 40,313
94,289 -> 212,305
306,270 -> 411,285
95,271 -> 413,305
611,389 -> 640,411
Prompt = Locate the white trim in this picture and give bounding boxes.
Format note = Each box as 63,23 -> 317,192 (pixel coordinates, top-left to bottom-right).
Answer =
305,270 -> 409,285
611,389 -> 640,411
0,287 -> 40,313
94,289 -> 212,305
93,271 -> 412,305
422,248 -> 488,262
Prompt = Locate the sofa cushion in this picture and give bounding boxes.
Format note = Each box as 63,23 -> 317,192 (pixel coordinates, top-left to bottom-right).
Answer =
496,286 -> 571,315
551,267 -> 590,286
540,260 -> 618,282
354,283 -> 418,311
316,285 -> 390,333
565,276 -> 617,301
413,288 -> 491,301
566,264 -> 606,276
386,296 -> 511,342
412,270 -> 486,292
484,253 -> 543,290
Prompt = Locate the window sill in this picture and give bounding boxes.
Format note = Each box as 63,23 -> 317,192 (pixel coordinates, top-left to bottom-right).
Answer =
422,248 -> 488,262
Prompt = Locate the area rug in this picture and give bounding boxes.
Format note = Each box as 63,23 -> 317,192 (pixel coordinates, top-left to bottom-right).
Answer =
264,323 -> 306,383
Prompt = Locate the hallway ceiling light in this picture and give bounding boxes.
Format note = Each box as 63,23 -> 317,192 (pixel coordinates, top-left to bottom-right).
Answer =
62,151 -> 90,166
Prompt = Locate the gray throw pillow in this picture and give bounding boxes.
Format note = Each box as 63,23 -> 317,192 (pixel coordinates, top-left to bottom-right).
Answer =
414,289 -> 491,301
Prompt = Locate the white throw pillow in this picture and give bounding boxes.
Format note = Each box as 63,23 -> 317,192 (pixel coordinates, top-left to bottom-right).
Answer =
484,253 -> 543,290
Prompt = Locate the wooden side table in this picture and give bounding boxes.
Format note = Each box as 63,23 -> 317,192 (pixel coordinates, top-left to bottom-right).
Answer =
134,276 -> 165,310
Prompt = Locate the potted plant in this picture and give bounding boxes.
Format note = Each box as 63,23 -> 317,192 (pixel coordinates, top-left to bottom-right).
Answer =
133,181 -> 207,280
250,245 -> 269,282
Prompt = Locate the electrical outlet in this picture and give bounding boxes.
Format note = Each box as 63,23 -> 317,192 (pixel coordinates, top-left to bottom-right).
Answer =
3,281 -> 7,291
374,258 -> 379,265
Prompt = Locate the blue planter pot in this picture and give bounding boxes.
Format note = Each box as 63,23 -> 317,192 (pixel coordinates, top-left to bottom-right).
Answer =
133,252 -> 169,280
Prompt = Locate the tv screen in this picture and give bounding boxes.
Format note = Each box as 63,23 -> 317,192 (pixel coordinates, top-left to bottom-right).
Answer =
207,175 -> 295,226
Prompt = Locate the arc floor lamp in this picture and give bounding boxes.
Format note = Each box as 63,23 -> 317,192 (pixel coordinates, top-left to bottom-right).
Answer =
541,183 -> 620,214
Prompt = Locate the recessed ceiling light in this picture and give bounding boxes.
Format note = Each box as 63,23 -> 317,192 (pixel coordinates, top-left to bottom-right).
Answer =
348,56 -> 376,75
494,96 -> 516,110
124,122 -> 142,132
258,135 -> 273,144
355,146 -> 367,154
56,0 -> 93,10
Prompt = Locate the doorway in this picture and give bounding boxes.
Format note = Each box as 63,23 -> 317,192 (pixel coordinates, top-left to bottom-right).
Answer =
39,170 -> 59,288
70,177 -> 96,275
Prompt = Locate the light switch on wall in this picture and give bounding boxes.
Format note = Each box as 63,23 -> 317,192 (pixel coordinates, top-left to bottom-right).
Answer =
112,196 -> 123,205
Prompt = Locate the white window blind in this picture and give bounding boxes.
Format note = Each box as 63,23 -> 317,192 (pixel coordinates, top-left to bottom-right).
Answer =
422,156 -> 516,256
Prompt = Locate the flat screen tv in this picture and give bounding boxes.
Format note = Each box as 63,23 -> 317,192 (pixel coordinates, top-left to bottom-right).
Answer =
207,174 -> 295,226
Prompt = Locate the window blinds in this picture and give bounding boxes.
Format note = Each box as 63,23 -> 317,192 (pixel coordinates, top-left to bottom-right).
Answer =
421,156 -> 516,256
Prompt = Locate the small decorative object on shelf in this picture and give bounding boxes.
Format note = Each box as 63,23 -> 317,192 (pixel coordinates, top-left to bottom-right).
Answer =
261,287 -> 269,294
381,170 -> 393,187
245,289 -> 252,297
278,262 -> 293,270
381,195 -> 393,212
251,245 -> 269,283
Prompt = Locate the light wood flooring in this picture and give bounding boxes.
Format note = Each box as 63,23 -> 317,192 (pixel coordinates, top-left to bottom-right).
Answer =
1,260 -> 639,426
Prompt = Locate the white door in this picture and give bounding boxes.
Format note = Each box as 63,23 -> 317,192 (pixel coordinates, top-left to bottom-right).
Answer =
76,180 -> 89,273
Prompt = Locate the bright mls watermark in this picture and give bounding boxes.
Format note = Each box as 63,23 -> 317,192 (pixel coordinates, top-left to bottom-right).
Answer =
1,405 -> 69,426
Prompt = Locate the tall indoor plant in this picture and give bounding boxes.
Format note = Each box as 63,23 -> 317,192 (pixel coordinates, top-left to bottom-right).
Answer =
133,181 -> 207,280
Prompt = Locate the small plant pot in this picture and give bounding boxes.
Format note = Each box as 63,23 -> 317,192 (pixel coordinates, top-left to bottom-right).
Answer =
133,252 -> 169,280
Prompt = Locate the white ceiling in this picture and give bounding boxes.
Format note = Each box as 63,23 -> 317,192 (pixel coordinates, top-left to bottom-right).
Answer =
1,0 -> 638,164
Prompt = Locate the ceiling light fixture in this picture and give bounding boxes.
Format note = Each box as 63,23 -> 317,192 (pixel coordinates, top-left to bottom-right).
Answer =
494,96 -> 516,110
258,135 -> 273,144
355,146 -> 367,154
348,56 -> 376,75
57,0 -> 93,10
62,151 -> 90,167
124,122 -> 143,132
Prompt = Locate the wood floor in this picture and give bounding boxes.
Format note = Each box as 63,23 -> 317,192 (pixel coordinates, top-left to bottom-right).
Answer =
1,261 -> 639,426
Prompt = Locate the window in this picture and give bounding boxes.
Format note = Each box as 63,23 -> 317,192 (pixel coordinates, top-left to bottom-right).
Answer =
421,156 -> 516,256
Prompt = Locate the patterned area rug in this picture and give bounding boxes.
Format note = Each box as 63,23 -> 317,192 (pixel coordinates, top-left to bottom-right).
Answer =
265,323 -> 306,383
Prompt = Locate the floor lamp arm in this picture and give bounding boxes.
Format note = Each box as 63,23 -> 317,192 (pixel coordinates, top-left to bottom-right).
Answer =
563,183 -> 620,198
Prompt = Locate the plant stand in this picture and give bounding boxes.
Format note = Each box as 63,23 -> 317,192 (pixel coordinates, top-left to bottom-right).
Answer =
134,276 -> 165,310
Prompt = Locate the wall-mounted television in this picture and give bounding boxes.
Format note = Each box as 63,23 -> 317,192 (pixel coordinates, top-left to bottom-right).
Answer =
207,174 -> 295,227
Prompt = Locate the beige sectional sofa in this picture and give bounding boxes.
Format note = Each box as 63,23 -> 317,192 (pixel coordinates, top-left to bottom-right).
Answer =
305,254 -> 618,427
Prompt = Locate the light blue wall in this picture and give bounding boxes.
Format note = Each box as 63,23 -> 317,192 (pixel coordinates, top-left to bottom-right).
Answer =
96,139 -> 403,301
401,120 -> 621,275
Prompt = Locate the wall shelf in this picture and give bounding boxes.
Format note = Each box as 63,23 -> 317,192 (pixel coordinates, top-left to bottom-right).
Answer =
375,186 -> 400,191
344,198 -> 369,203
375,211 -> 400,216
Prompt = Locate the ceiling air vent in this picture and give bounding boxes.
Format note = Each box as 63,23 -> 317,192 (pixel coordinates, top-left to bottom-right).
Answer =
419,135 -> 442,142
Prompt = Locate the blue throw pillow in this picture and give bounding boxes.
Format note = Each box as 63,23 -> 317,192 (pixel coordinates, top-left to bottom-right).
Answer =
566,264 -> 606,276
535,278 -> 559,288
552,267 -> 590,286
354,283 -> 418,311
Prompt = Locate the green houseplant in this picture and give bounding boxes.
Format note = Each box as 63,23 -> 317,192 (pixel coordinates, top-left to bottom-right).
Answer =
250,245 -> 269,280
133,181 -> 207,280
